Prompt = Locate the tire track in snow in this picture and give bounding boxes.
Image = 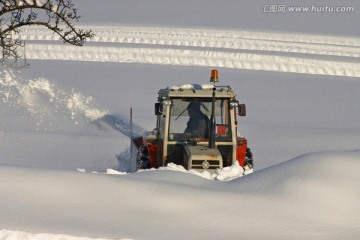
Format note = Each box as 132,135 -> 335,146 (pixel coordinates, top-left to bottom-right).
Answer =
25,44 -> 360,78
89,27 -> 360,59
20,26 -> 360,58
19,26 -> 360,77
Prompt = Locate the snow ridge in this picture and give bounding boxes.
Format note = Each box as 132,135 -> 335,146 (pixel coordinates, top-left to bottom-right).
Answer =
20,26 -> 360,57
19,26 -> 360,78
24,44 -> 360,77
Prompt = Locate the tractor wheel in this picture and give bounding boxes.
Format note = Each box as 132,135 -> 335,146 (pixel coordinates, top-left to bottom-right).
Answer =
136,145 -> 151,170
245,147 -> 254,169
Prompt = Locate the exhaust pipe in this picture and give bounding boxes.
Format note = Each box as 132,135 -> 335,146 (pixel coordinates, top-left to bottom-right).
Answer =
208,86 -> 216,148
208,69 -> 218,149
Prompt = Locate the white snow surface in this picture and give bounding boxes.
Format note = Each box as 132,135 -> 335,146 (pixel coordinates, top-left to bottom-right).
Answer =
1,0 -> 360,239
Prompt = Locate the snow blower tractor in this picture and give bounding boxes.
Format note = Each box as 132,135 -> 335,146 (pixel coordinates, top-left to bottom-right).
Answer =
133,69 -> 253,174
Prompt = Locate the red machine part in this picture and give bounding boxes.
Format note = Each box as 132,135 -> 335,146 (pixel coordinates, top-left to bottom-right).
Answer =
236,137 -> 247,167
147,142 -> 159,168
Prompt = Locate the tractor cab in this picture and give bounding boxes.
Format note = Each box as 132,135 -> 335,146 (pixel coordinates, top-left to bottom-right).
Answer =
136,70 -> 253,173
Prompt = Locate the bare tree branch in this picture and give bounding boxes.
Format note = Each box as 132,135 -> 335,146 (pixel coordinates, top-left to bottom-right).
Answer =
0,0 -> 94,67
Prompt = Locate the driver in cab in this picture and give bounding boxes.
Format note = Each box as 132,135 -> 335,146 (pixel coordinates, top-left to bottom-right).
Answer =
184,102 -> 209,138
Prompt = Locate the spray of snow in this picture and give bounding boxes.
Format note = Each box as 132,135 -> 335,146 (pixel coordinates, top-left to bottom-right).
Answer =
66,92 -> 107,123
0,69 -> 108,127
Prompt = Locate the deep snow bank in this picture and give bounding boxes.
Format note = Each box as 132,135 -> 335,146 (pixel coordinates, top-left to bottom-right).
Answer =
1,149 -> 359,240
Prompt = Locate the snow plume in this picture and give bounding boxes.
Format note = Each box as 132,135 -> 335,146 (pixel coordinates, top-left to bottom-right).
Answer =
99,114 -> 146,138
66,92 -> 107,123
0,69 -> 108,127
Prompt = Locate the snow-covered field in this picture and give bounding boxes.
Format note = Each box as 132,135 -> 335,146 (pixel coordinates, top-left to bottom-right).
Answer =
19,26 -> 360,77
1,0 -> 360,239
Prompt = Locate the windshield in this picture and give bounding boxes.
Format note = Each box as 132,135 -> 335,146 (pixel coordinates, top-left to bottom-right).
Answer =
168,98 -> 232,141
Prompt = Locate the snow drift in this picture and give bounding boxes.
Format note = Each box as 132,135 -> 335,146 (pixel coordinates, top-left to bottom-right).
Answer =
1,150 -> 359,240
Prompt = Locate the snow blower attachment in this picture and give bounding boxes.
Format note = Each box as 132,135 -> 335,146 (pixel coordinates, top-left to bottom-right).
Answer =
133,69 -> 253,174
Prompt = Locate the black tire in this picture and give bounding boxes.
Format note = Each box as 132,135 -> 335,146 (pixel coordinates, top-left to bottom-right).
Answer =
245,147 -> 254,169
136,146 -> 151,170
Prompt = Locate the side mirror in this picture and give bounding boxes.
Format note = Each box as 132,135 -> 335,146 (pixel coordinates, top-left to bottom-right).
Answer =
155,103 -> 163,115
238,104 -> 246,116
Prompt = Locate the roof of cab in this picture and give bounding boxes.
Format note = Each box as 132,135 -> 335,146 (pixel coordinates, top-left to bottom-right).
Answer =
158,84 -> 236,98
